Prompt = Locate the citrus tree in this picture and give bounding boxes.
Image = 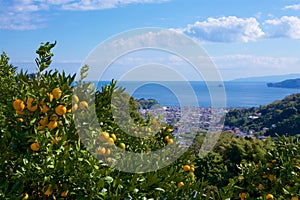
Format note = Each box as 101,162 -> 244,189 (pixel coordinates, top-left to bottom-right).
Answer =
0,42 -> 209,199
224,136 -> 300,200
2,41 -> 299,200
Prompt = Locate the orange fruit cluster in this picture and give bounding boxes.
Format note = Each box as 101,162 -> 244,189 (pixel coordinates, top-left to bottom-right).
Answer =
182,164 -> 195,172
164,135 -> 174,145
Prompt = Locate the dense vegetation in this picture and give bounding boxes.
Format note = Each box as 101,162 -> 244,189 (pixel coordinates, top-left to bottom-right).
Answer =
0,42 -> 299,199
225,93 -> 300,137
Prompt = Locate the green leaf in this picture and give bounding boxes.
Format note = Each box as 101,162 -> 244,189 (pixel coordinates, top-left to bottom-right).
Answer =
104,176 -> 114,184
155,188 -> 165,192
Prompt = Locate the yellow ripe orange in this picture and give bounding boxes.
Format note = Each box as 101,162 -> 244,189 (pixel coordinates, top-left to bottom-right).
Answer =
183,165 -> 191,172
164,136 -> 170,141
72,95 -> 79,103
106,157 -> 112,162
110,133 -> 117,142
189,166 -> 195,172
239,193 -> 246,200
177,182 -> 184,188
108,137 -> 114,146
291,197 -> 298,200
61,190 -> 68,197
271,159 -> 276,163
266,194 -> 274,200
49,114 -> 58,121
167,128 -> 173,133
26,97 -> 34,106
100,132 -> 110,141
30,142 -> 40,151
47,93 -> 53,102
106,148 -> 111,156
98,147 -> 106,155
72,103 -> 78,112
40,102 -> 49,113
13,99 -> 25,111
37,126 -> 45,131
17,118 -> 24,123
27,97 -> 38,112
167,139 -> 174,144
43,184 -> 53,196
55,105 -> 67,116
119,143 -> 126,150
22,193 -> 29,200
52,88 -> 62,100
28,105 -> 38,112
39,117 -> 48,126
48,121 -> 58,130
79,101 -> 88,109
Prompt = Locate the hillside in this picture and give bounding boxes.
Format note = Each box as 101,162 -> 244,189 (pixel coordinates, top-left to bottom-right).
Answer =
225,93 -> 300,136
267,78 -> 300,89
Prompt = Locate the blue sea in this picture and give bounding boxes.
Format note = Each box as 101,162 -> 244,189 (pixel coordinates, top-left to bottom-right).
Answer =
95,81 -> 299,108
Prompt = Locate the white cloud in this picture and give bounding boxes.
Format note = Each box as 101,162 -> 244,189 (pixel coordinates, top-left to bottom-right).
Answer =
265,16 -> 300,39
0,0 -> 45,30
180,16 -> 265,43
0,11 -> 44,30
212,54 -> 300,80
213,54 -> 300,68
0,0 -> 170,30
284,4 -> 300,10
61,0 -> 170,10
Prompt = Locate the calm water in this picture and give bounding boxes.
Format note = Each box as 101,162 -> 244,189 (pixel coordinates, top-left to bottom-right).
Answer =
95,81 -> 299,108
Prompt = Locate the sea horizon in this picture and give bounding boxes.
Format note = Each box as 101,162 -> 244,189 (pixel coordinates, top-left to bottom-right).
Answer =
91,81 -> 300,108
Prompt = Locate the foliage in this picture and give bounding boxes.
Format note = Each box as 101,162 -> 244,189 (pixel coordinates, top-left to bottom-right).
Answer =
0,42 -> 299,200
225,93 -> 300,136
229,136 -> 300,199
0,42 -> 205,199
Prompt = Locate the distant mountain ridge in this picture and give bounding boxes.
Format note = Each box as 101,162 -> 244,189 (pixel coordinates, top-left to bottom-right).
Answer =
267,78 -> 300,89
231,73 -> 300,82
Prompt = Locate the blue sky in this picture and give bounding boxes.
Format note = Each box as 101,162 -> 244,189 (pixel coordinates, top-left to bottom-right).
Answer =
0,0 -> 300,80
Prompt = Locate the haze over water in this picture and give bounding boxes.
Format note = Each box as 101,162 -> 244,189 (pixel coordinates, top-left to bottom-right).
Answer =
97,81 -> 299,108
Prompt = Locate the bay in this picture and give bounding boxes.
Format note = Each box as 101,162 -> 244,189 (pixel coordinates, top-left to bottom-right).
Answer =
95,81 -> 300,108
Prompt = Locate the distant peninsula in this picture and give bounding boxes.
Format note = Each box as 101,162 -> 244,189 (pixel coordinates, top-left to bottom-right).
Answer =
231,73 -> 300,82
267,78 -> 300,89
